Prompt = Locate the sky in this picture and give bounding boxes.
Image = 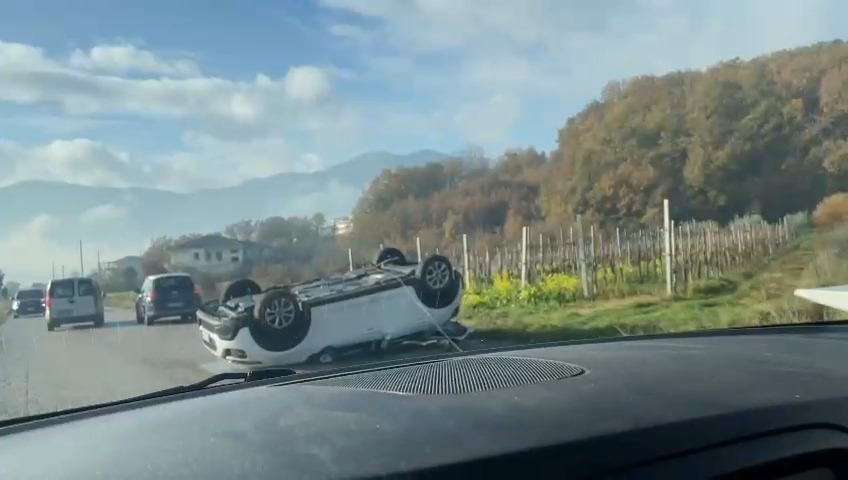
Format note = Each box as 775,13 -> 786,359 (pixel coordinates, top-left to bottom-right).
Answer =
0,0 -> 845,284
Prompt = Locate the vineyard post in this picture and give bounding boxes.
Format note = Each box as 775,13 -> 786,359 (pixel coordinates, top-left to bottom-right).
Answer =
462,234 -> 471,288
577,215 -> 589,299
520,226 -> 528,288
663,199 -> 672,296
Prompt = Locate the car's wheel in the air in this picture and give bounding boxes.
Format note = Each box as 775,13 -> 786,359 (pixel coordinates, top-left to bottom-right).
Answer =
248,289 -> 311,352
220,279 -> 263,304
375,247 -> 406,265
415,255 -> 461,309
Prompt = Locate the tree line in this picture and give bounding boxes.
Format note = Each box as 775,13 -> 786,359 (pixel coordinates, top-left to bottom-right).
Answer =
132,39 -> 848,287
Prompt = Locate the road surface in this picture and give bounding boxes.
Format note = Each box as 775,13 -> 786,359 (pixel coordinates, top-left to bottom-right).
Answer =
0,308 -> 501,421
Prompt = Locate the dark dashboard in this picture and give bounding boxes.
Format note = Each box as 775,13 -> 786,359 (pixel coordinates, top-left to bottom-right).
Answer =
2,323 -> 848,479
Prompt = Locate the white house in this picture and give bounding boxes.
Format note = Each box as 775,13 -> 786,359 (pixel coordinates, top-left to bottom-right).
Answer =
167,234 -> 276,276
102,255 -> 143,278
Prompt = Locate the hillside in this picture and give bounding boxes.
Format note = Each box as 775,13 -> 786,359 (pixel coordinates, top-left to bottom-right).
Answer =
0,149 -> 447,247
352,40 -> 848,247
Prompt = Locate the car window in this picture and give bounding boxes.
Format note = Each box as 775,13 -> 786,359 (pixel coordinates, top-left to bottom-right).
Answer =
77,279 -> 96,297
48,280 -> 75,298
15,289 -> 42,300
154,276 -> 195,292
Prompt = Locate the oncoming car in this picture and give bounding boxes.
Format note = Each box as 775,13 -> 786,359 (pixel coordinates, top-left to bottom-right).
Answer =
196,248 -> 468,367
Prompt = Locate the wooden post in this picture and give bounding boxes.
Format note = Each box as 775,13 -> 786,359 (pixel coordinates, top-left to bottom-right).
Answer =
663,199 -> 672,296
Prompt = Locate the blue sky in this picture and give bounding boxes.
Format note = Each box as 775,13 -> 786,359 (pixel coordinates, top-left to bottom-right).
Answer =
0,0 -> 844,190
0,0 -> 845,282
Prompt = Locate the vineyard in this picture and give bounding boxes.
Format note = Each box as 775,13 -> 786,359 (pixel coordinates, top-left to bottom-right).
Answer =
348,210 -> 810,301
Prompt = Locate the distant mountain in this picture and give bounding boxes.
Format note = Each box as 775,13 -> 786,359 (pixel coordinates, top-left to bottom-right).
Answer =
0,149 -> 448,248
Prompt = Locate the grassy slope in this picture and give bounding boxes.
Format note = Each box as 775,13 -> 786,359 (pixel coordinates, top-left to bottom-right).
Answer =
459,232 -> 834,343
104,291 -> 137,310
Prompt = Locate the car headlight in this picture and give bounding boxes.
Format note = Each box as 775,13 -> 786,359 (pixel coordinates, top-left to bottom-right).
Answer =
12,300 -> 19,309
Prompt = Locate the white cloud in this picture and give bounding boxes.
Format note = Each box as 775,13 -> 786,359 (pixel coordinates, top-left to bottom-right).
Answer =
320,0 -> 841,125
453,94 -> 521,145
68,44 -> 200,78
79,204 -> 128,226
0,41 -> 338,130
0,138 -> 135,187
0,215 -> 143,284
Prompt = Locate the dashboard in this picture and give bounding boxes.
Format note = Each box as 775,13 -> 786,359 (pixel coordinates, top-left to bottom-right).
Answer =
2,323 -> 848,479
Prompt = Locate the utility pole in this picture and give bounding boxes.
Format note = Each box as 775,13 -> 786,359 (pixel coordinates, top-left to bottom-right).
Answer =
79,240 -> 84,276
61,265 -> 65,277
97,250 -> 102,280
52,262 -> 55,280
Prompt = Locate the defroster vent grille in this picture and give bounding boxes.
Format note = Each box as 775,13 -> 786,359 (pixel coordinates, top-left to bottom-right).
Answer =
314,355 -> 585,395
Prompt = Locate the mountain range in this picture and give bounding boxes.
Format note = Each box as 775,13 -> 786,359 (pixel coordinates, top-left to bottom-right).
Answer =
0,149 -> 448,248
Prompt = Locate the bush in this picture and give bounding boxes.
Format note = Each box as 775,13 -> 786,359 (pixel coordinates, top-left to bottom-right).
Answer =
462,271 -> 582,310
688,277 -> 738,297
812,193 -> 848,229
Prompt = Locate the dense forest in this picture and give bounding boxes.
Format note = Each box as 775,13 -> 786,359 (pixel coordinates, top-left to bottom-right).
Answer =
139,40 -> 848,284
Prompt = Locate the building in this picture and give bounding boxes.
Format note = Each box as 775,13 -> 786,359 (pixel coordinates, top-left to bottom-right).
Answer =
102,255 -> 143,277
167,234 -> 277,276
320,217 -> 354,237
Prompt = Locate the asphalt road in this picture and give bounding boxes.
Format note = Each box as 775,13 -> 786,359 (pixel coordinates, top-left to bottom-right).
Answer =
0,308 -> 500,421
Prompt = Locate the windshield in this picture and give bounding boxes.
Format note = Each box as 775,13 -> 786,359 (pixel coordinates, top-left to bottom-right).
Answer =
15,290 -> 42,300
0,2 -> 845,426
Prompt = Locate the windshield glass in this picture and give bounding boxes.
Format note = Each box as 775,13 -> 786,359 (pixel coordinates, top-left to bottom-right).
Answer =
15,290 -> 42,300
0,2 -> 844,424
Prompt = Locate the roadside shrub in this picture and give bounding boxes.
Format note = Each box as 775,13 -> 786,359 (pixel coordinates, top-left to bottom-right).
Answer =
688,276 -> 738,297
812,192 -> 848,229
461,271 -> 582,310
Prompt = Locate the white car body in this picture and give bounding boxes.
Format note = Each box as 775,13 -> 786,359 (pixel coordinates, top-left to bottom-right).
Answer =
794,285 -> 848,313
197,260 -> 465,367
44,277 -> 105,330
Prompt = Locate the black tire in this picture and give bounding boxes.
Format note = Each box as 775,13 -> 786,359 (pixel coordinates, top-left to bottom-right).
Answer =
415,257 -> 461,309
93,314 -> 105,327
416,254 -> 454,294
135,303 -> 143,324
47,322 -> 55,332
315,347 -> 339,365
248,289 -> 311,352
375,247 -> 406,265
12,313 -> 18,319
220,279 -> 262,304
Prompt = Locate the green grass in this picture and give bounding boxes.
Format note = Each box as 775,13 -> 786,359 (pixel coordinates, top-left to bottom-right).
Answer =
459,230 -> 842,344
104,291 -> 137,310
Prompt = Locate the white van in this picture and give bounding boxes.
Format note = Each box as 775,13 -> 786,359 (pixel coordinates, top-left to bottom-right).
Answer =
45,277 -> 105,331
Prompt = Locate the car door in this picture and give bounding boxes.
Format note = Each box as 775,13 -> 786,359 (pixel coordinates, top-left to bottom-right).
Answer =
74,278 -> 98,318
47,279 -> 76,320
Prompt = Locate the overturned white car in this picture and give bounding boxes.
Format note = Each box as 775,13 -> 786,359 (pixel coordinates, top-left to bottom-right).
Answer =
196,248 -> 470,367
794,285 -> 848,314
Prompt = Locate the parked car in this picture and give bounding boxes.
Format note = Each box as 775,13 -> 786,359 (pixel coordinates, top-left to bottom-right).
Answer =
11,287 -> 45,318
134,273 -> 202,325
45,277 -> 105,331
196,248 -> 469,367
